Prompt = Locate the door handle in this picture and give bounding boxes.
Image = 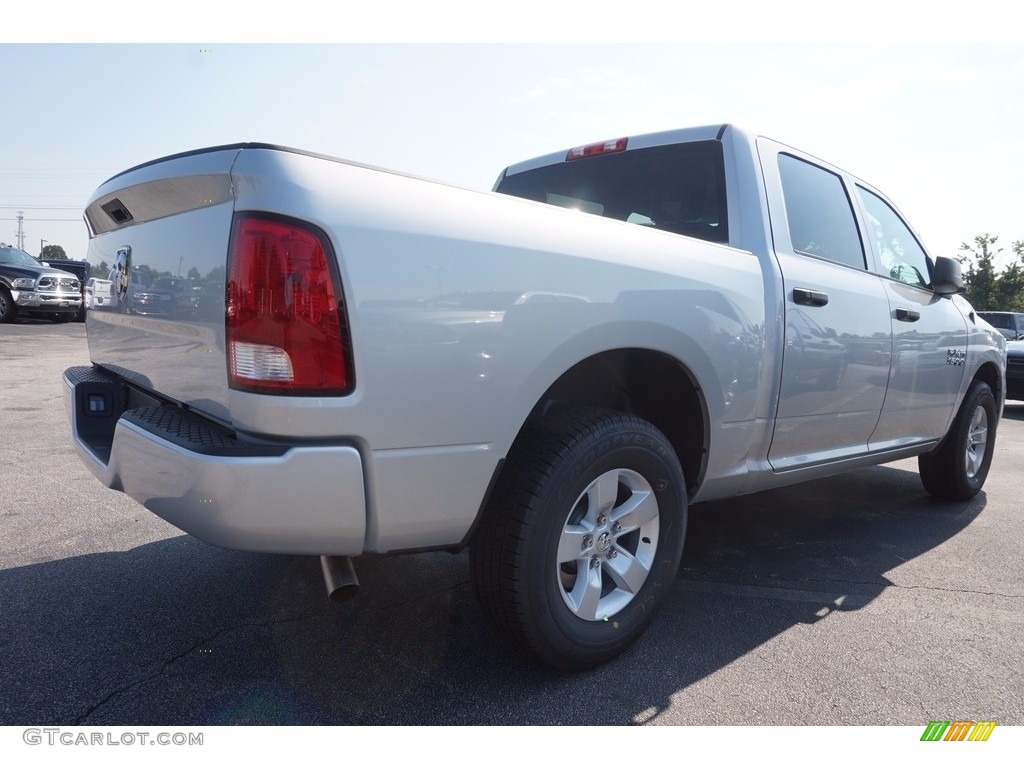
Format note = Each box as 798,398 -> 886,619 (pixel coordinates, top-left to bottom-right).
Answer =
793,288 -> 829,307
895,308 -> 920,322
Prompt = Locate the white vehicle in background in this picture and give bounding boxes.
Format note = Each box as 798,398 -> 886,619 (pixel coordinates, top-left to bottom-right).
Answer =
84,277 -> 114,310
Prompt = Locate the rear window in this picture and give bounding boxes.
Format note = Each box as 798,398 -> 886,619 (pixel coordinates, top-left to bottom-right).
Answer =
496,141 -> 728,244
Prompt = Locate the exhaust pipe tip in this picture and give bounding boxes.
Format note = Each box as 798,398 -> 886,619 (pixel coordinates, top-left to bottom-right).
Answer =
320,555 -> 360,602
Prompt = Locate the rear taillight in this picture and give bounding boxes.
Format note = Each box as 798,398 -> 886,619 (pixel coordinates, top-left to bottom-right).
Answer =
565,137 -> 628,161
226,213 -> 352,395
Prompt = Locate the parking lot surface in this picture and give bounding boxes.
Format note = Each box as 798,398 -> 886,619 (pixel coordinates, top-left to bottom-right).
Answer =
2,320 -> 1022,725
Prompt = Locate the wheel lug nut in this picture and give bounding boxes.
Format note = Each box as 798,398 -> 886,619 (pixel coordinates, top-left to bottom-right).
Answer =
612,522 -> 621,533
609,549 -> 618,559
582,535 -> 593,550
590,557 -> 600,569
597,515 -> 607,526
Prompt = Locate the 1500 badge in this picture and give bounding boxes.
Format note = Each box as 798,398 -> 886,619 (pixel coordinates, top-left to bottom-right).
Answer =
947,348 -> 967,366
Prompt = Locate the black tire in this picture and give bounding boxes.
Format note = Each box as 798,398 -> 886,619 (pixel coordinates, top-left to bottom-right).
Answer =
919,380 -> 997,501
470,408 -> 687,670
50,313 -> 73,324
0,288 -> 17,323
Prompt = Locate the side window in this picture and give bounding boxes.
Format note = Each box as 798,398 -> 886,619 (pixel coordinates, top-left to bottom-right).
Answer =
856,186 -> 931,289
778,154 -> 866,270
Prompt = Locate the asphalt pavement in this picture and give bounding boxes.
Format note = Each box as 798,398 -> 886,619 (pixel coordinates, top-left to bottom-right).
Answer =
1,320 -> 1022,725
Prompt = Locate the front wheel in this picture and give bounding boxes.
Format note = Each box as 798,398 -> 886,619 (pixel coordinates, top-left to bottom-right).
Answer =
0,288 -> 17,323
470,408 -> 687,670
919,380 -> 997,501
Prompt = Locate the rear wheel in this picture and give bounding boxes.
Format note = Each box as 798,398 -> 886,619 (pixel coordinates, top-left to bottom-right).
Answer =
470,408 -> 687,670
919,380 -> 997,501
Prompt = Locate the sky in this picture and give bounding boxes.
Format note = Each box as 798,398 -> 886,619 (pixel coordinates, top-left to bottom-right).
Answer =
2,12 -> 1022,270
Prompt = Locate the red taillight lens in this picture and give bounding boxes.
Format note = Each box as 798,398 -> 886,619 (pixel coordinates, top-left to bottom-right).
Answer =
227,213 -> 352,395
565,137 -> 628,161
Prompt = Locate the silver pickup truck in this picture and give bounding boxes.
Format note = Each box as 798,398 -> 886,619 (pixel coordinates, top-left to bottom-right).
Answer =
64,124 -> 1006,669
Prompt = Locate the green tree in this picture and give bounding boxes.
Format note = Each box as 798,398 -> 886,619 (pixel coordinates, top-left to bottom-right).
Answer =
958,234 -> 1001,309
91,260 -> 109,278
957,235 -> 1024,310
204,265 -> 226,282
995,241 -> 1024,312
187,266 -> 201,281
40,244 -> 67,261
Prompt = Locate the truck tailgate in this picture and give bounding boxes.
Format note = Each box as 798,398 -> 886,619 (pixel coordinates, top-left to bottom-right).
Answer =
83,147 -> 241,424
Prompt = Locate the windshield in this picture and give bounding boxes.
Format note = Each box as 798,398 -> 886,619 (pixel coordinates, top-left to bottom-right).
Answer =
0,246 -> 42,267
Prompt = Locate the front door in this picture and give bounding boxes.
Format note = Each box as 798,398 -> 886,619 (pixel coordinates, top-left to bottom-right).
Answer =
854,185 -> 967,448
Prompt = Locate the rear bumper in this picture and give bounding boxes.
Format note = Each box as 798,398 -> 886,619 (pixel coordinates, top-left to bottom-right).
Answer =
63,365 -> 367,555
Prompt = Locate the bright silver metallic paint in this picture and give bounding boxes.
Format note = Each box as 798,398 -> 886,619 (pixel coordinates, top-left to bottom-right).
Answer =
68,126 -> 1005,555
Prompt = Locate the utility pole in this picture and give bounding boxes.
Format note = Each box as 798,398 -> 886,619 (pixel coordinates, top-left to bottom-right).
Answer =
16,211 -> 25,250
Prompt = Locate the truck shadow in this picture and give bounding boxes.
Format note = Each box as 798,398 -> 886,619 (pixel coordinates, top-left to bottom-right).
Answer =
0,463 -> 983,726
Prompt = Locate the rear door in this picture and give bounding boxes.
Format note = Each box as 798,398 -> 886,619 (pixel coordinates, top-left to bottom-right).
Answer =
758,139 -> 893,471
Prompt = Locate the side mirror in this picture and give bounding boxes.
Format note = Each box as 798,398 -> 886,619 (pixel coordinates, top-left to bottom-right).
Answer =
931,256 -> 963,296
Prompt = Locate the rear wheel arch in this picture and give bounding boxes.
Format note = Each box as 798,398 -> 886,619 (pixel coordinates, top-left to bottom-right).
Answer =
514,348 -> 710,498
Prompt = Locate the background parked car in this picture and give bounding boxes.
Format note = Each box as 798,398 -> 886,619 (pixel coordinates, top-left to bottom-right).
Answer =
1006,340 -> 1024,401
85,277 -> 114,310
37,258 -> 89,322
0,245 -> 82,323
131,276 -> 198,318
977,311 -> 1024,341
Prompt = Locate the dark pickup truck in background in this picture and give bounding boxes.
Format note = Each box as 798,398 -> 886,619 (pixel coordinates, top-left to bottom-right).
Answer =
36,257 -> 89,322
0,245 -> 83,323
